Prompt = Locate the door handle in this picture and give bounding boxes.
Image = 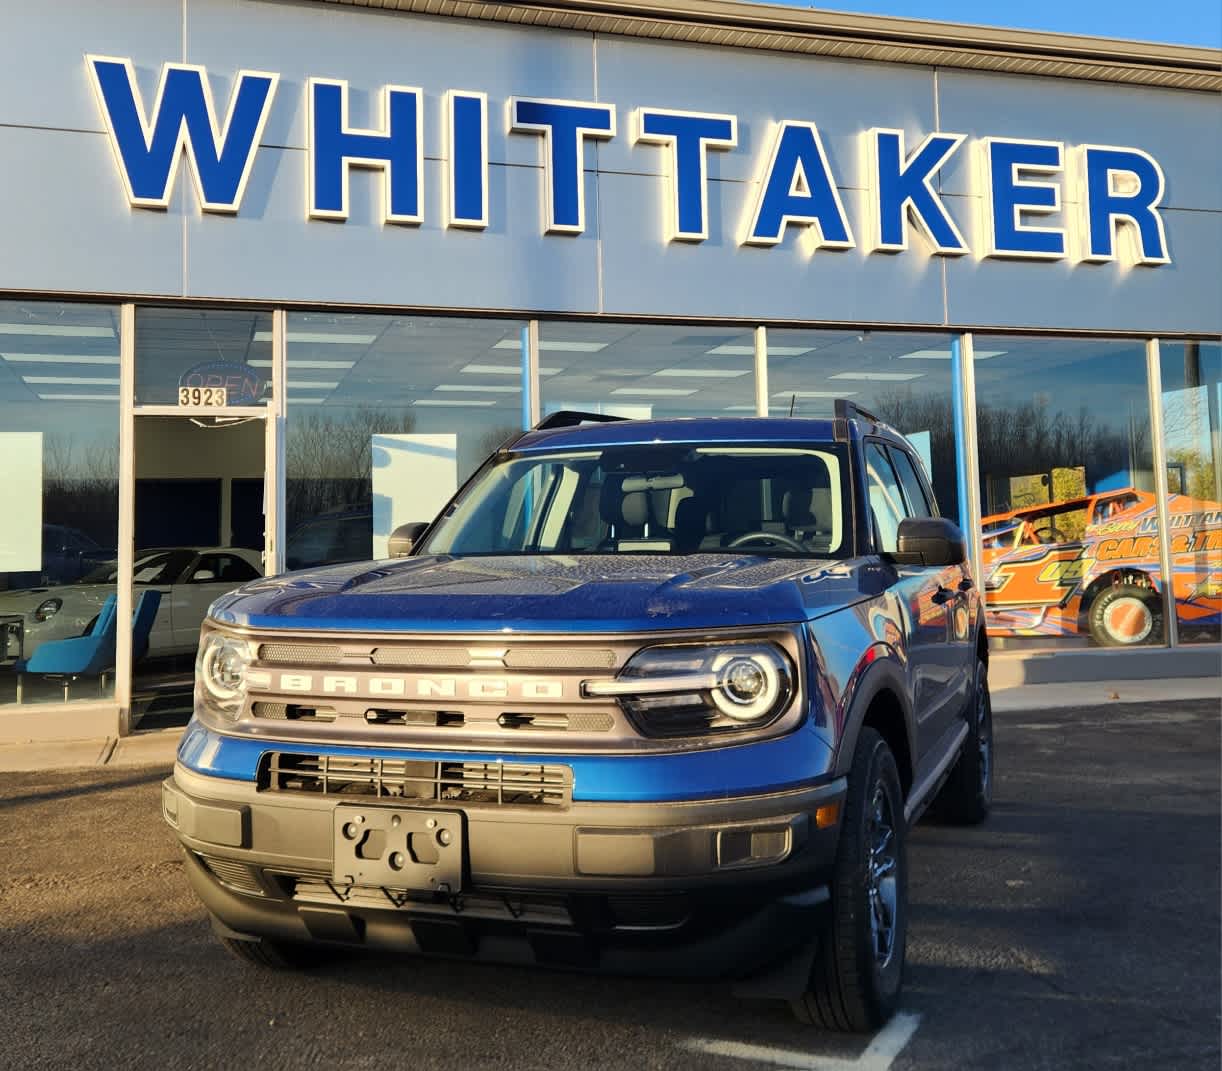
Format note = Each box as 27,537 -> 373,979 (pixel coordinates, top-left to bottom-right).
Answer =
932,586 -> 955,605
958,578 -> 974,592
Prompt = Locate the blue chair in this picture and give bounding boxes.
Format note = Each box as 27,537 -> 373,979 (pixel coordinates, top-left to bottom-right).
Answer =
15,590 -> 161,702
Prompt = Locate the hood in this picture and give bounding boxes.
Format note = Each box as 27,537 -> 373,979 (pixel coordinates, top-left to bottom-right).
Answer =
210,553 -> 888,635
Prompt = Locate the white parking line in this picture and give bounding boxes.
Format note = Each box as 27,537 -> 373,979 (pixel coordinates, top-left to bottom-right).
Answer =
681,1011 -> 921,1071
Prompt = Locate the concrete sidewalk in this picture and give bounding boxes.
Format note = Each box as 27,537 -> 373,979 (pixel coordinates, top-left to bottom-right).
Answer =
0,677 -> 1216,773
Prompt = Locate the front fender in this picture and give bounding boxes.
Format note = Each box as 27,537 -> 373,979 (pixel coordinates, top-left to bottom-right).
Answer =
829,653 -> 916,786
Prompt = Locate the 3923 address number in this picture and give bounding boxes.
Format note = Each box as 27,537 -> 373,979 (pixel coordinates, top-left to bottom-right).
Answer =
178,386 -> 228,407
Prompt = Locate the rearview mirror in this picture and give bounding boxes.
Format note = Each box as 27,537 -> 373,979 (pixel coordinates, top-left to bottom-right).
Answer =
893,517 -> 966,567
388,521 -> 429,558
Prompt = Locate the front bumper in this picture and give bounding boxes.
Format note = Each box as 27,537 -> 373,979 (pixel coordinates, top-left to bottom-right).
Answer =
164,761 -> 845,977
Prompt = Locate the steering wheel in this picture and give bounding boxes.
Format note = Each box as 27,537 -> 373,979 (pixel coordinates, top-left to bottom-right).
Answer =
727,531 -> 807,553
1033,525 -> 1066,545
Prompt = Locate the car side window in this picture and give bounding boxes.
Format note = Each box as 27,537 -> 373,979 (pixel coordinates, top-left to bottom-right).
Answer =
865,443 -> 909,554
887,447 -> 933,519
193,554 -> 259,584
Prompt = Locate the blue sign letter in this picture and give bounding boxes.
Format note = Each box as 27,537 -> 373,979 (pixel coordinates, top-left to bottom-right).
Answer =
1081,145 -> 1169,265
309,78 -> 423,224
635,109 -> 737,242
982,138 -> 1066,259
868,128 -> 967,255
446,91 -> 488,230
509,99 -> 615,234
87,56 -> 277,212
745,122 -> 853,250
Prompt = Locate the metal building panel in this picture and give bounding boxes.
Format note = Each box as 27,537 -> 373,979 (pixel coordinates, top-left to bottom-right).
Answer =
183,152 -> 601,311
0,127 -> 184,296
937,70 -> 1222,213
944,206 -> 1222,334
597,173 -> 946,323
594,36 -> 938,190
184,0 -> 597,167
0,0 -> 180,133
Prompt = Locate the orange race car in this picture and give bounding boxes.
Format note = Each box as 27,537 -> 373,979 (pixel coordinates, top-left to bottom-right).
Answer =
981,487 -> 1222,646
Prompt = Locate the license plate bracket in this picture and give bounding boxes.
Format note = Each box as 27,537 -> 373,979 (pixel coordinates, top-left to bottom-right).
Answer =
332,805 -> 463,894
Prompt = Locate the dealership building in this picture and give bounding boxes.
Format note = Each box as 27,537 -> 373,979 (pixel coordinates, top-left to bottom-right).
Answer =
0,0 -> 1218,740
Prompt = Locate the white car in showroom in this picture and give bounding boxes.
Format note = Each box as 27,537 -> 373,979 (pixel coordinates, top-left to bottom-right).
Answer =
0,547 -> 263,665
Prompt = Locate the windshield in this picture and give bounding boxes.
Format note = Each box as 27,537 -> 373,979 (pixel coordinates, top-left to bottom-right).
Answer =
419,442 -> 851,558
77,549 -> 195,586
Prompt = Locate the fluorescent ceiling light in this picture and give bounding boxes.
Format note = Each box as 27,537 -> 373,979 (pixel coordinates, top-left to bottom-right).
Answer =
414,399 -> 497,407
2,352 -> 119,365
706,344 -> 813,357
829,372 -> 923,382
435,383 -> 520,393
611,387 -> 697,397
0,323 -> 114,338
896,349 -> 1007,360
248,359 -> 356,370
253,330 -> 376,344
285,381 -> 340,389
287,397 -> 327,405
493,339 -> 609,353
22,375 -> 120,386
772,390 -> 857,398
461,363 -> 561,376
654,368 -> 749,379
37,393 -> 119,401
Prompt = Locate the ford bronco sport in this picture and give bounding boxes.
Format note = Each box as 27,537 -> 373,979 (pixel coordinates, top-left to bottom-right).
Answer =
163,402 -> 993,1031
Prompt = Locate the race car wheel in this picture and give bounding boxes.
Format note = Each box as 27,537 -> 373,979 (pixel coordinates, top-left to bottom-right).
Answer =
1087,583 -> 1163,647
933,659 -> 993,826
792,727 -> 906,1031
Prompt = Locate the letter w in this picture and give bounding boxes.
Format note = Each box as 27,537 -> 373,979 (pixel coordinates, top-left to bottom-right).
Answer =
87,56 -> 278,213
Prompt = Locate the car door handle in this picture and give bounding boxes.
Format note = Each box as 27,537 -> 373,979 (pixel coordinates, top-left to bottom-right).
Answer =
932,586 -> 956,605
958,578 -> 974,592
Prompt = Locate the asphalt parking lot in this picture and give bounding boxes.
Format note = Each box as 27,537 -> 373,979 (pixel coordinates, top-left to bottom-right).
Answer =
1,698 -> 1218,1071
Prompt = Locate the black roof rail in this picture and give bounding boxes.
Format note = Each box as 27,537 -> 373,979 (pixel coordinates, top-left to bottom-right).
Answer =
533,410 -> 628,431
833,398 -> 885,426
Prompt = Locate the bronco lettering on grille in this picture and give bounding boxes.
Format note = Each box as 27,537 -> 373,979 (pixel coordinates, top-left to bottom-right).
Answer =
271,673 -> 567,702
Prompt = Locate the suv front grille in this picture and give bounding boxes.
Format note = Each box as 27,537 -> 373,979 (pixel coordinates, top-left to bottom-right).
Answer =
261,753 -> 573,807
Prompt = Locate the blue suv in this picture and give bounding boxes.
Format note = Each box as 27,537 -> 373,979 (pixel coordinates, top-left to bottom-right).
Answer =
164,403 -> 992,1031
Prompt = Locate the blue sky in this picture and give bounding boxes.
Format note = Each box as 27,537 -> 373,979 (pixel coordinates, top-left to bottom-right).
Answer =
766,1 -> 1222,48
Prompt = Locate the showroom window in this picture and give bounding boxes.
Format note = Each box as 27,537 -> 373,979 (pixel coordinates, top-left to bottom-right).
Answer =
1157,340 -> 1221,645
284,313 -> 528,570
134,307 -> 273,407
765,330 -> 961,524
537,323 -> 757,419
972,336 -> 1165,650
0,300 -> 120,707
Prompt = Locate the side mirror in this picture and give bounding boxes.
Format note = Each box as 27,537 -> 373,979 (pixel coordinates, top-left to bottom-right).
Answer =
190,569 -> 217,582
894,517 -> 966,567
388,521 -> 429,559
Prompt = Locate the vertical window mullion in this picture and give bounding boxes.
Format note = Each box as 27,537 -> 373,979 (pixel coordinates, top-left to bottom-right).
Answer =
1145,337 -> 1179,647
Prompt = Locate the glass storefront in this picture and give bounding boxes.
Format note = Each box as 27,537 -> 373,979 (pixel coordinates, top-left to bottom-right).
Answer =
973,336 -> 1164,650
538,323 -> 756,419
0,299 -> 1216,718
1158,341 -> 1222,644
766,331 -> 961,524
284,313 -> 528,570
0,300 -> 120,707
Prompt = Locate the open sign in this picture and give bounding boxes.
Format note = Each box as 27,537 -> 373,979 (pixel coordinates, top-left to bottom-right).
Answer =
177,361 -> 267,407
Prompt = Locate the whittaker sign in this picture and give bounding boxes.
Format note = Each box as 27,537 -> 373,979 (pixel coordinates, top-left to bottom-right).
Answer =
86,56 -> 1173,267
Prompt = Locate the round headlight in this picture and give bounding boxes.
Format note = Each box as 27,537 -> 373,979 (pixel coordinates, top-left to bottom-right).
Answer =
34,597 -> 63,623
711,648 -> 789,722
197,633 -> 251,717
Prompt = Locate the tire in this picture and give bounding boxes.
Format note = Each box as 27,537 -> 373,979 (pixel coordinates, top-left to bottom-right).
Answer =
218,934 -> 327,969
1087,583 -> 1163,647
934,659 -> 993,826
791,727 -> 906,1031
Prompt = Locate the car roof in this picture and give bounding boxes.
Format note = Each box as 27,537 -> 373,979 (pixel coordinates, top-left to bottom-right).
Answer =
510,416 -> 904,453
